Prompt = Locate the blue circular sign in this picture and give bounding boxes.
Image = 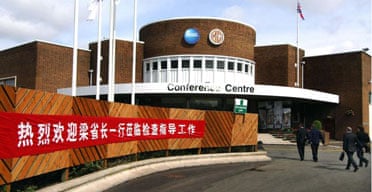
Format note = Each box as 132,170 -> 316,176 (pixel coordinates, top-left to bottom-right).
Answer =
184,28 -> 200,45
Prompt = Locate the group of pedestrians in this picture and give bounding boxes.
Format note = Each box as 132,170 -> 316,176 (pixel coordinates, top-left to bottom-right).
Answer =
295,122 -> 324,162
343,126 -> 370,172
295,122 -> 370,172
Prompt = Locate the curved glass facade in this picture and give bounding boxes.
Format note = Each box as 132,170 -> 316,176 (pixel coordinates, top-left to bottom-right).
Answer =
143,55 -> 255,84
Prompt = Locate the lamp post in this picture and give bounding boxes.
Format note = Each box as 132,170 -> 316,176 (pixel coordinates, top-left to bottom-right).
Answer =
301,61 -> 305,88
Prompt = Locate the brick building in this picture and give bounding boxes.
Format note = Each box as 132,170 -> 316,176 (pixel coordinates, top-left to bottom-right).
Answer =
0,17 -> 370,140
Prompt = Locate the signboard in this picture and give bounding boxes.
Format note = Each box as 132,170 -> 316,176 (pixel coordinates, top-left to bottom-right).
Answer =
0,112 -> 205,158
234,98 -> 247,114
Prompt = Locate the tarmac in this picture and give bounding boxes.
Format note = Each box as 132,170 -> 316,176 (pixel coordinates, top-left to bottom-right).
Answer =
37,133 -> 342,192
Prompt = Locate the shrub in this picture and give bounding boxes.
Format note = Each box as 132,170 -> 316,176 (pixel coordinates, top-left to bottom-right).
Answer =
312,120 -> 322,130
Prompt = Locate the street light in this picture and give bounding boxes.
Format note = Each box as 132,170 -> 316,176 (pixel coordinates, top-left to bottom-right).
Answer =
301,61 -> 305,88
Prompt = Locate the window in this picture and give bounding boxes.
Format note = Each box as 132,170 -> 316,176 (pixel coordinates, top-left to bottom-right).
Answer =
245,64 -> 248,73
237,63 -> 242,71
205,60 -> 214,69
171,60 -> 178,69
194,59 -> 202,68
152,61 -> 158,70
228,61 -> 234,70
217,60 -> 225,69
145,63 -> 150,71
182,59 -> 190,68
0,76 -> 16,87
161,61 -> 167,69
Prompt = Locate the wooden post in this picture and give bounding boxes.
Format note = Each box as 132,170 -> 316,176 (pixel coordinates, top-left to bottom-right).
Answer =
5,184 -> 11,192
61,168 -> 69,182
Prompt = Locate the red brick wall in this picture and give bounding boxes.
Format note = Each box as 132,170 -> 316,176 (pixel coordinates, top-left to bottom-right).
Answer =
304,52 -> 369,139
0,43 -> 38,89
139,18 -> 256,60
89,40 -> 144,84
255,45 -> 304,87
0,41 -> 91,93
36,42 -> 91,92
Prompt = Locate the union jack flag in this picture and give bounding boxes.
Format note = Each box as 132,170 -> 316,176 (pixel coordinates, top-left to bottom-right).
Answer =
297,2 -> 305,20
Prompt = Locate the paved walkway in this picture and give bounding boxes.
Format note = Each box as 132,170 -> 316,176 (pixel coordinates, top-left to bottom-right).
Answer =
37,133 -> 343,192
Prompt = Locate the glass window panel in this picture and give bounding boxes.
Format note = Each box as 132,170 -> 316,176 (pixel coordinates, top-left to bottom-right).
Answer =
228,61 -> 234,70
205,60 -> 214,69
237,63 -> 242,71
171,60 -> 178,69
182,60 -> 190,68
217,60 -> 224,69
161,61 -> 167,69
152,61 -> 158,70
194,60 -> 202,68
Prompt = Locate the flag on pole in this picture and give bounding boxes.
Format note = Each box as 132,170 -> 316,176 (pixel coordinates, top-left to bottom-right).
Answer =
87,0 -> 99,21
297,1 -> 305,20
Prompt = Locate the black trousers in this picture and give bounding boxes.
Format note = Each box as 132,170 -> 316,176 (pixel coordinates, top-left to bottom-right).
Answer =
297,143 -> 305,160
357,148 -> 368,166
346,151 -> 358,169
311,144 -> 319,161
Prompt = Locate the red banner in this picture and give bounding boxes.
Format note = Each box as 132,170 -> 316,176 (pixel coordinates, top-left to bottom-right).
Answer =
0,112 -> 205,158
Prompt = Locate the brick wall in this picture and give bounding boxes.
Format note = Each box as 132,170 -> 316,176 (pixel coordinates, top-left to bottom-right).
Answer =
0,41 -> 91,93
36,42 -> 91,92
304,52 -> 370,139
0,43 -> 38,89
139,18 -> 256,60
255,44 -> 304,87
89,40 -> 144,84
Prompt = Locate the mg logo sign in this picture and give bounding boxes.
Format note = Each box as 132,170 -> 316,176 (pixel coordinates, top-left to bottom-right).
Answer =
209,28 -> 224,45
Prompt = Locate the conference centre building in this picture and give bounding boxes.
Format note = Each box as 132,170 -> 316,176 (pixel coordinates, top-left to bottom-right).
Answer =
0,17 -> 370,140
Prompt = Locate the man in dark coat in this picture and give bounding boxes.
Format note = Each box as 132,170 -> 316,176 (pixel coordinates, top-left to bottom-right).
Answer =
295,123 -> 307,161
308,123 -> 324,162
343,126 -> 360,172
356,125 -> 369,167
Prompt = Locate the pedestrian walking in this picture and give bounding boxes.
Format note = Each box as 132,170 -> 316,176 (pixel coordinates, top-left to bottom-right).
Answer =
343,126 -> 360,172
308,122 -> 324,162
356,125 -> 369,167
295,123 -> 307,161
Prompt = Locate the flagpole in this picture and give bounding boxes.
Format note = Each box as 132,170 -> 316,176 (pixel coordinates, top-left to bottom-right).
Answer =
131,0 -> 137,105
296,0 -> 300,88
72,0 -> 79,96
95,0 -> 102,100
108,0 -> 116,102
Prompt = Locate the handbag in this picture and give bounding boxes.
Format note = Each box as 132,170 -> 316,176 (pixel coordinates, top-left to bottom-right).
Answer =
339,151 -> 345,161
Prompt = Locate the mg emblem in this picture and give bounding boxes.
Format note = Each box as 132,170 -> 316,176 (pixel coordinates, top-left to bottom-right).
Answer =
209,28 -> 224,45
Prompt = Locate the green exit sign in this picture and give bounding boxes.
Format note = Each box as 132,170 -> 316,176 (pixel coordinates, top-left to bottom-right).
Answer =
234,98 -> 247,114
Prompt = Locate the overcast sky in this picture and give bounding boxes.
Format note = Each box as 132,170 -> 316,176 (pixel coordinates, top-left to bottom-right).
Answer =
0,0 -> 371,56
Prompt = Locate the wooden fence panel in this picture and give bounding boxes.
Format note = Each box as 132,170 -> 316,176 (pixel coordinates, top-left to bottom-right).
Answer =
106,141 -> 138,159
0,159 -> 12,185
167,108 -> 204,150
0,86 -> 258,186
0,86 -> 15,113
231,113 -> 258,146
9,151 -> 70,182
15,88 -> 73,115
70,97 -> 110,166
106,103 -> 139,158
137,106 -> 170,152
109,102 -> 138,117
202,111 -> 233,148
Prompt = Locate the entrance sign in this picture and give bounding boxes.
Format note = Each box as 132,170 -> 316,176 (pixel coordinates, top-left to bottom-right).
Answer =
0,112 -> 205,158
234,98 -> 247,114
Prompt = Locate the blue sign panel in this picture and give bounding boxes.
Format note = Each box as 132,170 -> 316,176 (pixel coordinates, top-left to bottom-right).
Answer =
184,28 -> 200,45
